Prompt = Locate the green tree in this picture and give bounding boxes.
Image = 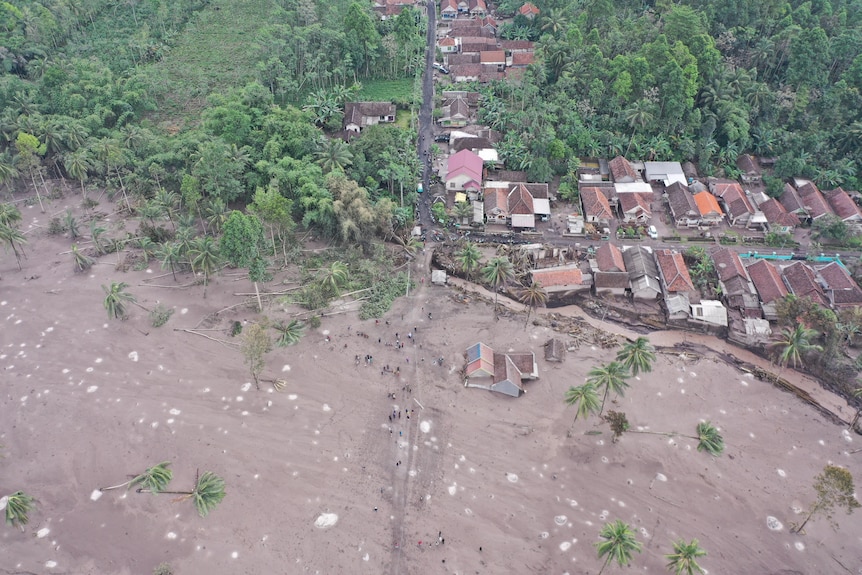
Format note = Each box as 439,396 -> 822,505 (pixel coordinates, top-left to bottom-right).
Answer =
62,148 -> 92,201
102,281 -> 136,320
615,337 -> 656,376
564,383 -> 601,430
318,261 -> 350,297
314,137 -> 353,173
792,465 -> 860,534
0,221 -> 26,270
220,211 -> 267,311
3,491 -> 35,530
482,256 -> 514,319
71,243 -> 94,272
156,242 -> 183,282
456,242 -> 482,279
694,421 -> 724,456
273,320 -> 304,347
15,132 -> 47,212
241,322 -> 272,389
665,539 -> 707,575
188,236 -> 221,294
595,519 -> 642,575
248,185 -> 295,265
517,281 -> 548,327
773,325 -> 823,369
587,361 -> 630,416
100,462 -> 173,494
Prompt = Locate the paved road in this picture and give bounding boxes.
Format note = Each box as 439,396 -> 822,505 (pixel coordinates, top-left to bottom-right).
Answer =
417,0 -> 436,231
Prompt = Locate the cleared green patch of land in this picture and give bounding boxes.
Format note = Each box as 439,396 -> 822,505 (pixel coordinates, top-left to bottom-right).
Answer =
356,78 -> 418,106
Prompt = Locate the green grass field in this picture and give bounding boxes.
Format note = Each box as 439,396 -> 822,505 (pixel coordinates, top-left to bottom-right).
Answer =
356,78 -> 418,106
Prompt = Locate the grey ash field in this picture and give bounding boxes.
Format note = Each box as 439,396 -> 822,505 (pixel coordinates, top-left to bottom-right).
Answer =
1,210 -> 861,574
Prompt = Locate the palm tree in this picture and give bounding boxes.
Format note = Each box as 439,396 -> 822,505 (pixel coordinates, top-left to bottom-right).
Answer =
482,256 -> 514,319
100,461 -> 173,494
456,242 -> 482,279
615,337 -> 656,376
0,203 -> 21,227
273,320 -> 304,347
452,200 -> 473,224
188,236 -> 221,293
102,281 -> 136,320
3,491 -> 35,529
517,281 -> 548,327
587,361 -> 630,416
694,421 -> 724,456
773,325 -> 823,369
564,383 -> 601,429
665,538 -> 707,575
314,137 -> 353,173
62,149 -> 92,201
156,242 -> 183,281
595,519 -> 642,575
318,261 -> 350,297
148,470 -> 226,518
155,189 -> 180,230
71,243 -> 94,272
0,221 -> 26,269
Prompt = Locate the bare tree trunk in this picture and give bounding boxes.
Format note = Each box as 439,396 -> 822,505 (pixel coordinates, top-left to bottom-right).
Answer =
254,281 -> 263,312
28,168 -> 45,212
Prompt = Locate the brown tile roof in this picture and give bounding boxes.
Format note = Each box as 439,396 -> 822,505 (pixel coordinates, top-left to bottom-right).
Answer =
523,183 -> 548,198
816,262 -> 857,290
506,352 -> 535,375
782,262 -> 828,305
711,248 -> 748,282
618,192 -> 651,215
608,155 -> 637,182
797,182 -> 832,219
447,53 -> 479,65
492,353 -> 522,388
759,198 -> 800,227
479,50 -> 506,64
780,182 -> 806,214
344,101 -> 396,125
518,2 -> 539,15
452,137 -> 494,153
507,183 -> 534,215
596,243 -> 626,273
531,266 -> 583,287
655,249 -> 695,292
449,64 -> 481,78
824,188 -> 860,220
511,52 -> 534,66
746,259 -> 787,303
488,170 -> 527,182
711,181 -> 753,219
499,40 -> 534,51
438,37 -> 456,46
594,271 -> 630,289
666,182 -> 698,219
693,191 -> 723,216
580,187 -> 613,220
483,186 -> 508,214
736,154 -> 759,175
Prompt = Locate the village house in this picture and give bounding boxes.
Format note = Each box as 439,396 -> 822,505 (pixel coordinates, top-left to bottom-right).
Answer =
710,180 -> 755,227
440,0 -> 457,18
592,243 -> 629,297
711,248 -> 760,317
468,0 -> 487,17
779,182 -> 810,222
438,93 -> 471,127
622,246 -> 662,300
655,249 -> 696,319
795,180 -> 833,221
343,102 -> 396,133
510,51 -> 534,67
446,53 -> 479,66
479,50 -> 506,72
690,300 -> 728,326
464,342 -> 539,398
608,155 -> 639,183
580,186 -> 614,228
449,64 -> 481,82
618,192 -> 651,225
544,338 -> 566,363
508,183 -> 535,230
736,154 -> 762,185
518,2 -> 539,18
823,188 -> 862,223
693,191 -> 724,226
438,36 -> 458,53
446,149 -> 483,192
745,259 -> 788,320
816,262 -> 862,308
781,261 -> 828,306
643,161 -> 686,187
758,198 -> 800,233
666,182 -> 700,228
530,264 -> 591,296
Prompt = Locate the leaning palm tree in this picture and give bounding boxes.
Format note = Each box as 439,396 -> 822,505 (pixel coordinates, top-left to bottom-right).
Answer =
665,538 -> 707,575
455,242 -> 482,279
273,320 -> 304,347
564,383 -> 601,430
100,461 -> 173,494
102,281 -> 136,320
517,281 -> 548,328
155,242 -> 183,281
587,361 -> 630,416
773,325 -> 823,369
604,412 -> 725,456
3,490 -> 35,530
596,519 -> 642,575
144,470 -> 225,518
482,256 -> 514,319
71,243 -> 94,272
188,236 -> 221,293
0,221 -> 27,270
615,337 -> 656,376
0,202 -> 21,227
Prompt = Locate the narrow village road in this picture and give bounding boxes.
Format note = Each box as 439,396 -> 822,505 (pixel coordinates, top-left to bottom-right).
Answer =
417,0 -> 436,231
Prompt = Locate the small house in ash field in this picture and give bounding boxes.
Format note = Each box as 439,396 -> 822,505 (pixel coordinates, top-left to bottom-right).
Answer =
464,342 -> 539,397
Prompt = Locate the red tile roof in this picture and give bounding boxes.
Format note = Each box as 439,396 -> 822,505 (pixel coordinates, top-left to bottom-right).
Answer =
618,192 -> 651,215
479,50 -> 506,64
608,155 -> 638,182
780,182 -> 807,214
518,2 -> 539,15
797,182 -> 833,219
655,249 -> 695,292
759,198 -> 800,228
595,243 -> 626,273
711,248 -> 747,282
580,187 -> 613,220
746,259 -> 787,303
507,183 -> 534,215
511,52 -> 534,66
782,262 -> 828,305
816,262 -> 856,290
531,267 -> 583,287
693,191 -> 723,217
823,187 -> 860,220
711,181 -> 753,219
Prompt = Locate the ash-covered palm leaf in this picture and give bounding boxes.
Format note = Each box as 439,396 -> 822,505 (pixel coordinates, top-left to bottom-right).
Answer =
273,320 -> 304,347
190,471 -> 225,518
3,491 -> 35,528
129,461 -> 173,494
695,422 -> 724,456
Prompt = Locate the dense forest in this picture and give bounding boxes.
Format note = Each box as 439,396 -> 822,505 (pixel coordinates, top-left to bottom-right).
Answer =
479,0 -> 862,194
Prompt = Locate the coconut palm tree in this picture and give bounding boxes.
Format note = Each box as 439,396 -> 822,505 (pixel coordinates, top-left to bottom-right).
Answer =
455,242 -> 482,279
156,242 -> 183,281
595,519 -> 641,575
694,421 -> 724,456
314,137 -> 353,173
482,256 -> 514,319
517,281 -> 547,327
3,490 -> 35,529
0,202 -> 22,227
773,325 -> 823,369
564,383 -> 601,429
452,200 -> 473,224
102,281 -> 136,320
615,337 -> 656,376
188,236 -> 221,292
100,461 -> 173,494
71,243 -> 94,272
0,221 -> 26,269
273,320 -> 304,347
587,361 -> 630,416
318,261 -> 350,297
147,470 -> 225,518
62,148 -> 92,201
665,538 -> 707,575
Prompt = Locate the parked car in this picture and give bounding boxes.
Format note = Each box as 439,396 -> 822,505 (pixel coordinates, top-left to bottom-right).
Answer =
433,62 -> 450,74
434,133 -> 450,143
647,225 -> 658,239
